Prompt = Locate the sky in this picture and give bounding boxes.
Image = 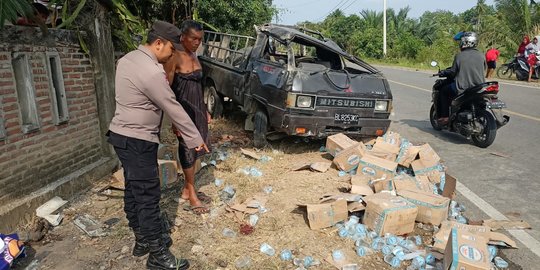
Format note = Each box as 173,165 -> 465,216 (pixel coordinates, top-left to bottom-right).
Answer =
272,0 -> 496,24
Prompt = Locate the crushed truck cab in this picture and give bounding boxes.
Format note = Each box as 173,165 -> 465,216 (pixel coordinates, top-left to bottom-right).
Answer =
200,24 -> 392,146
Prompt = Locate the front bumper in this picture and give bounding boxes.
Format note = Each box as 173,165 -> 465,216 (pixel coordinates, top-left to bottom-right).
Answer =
278,113 -> 391,137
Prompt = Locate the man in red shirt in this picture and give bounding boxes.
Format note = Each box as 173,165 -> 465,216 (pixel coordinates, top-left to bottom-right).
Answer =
485,46 -> 500,78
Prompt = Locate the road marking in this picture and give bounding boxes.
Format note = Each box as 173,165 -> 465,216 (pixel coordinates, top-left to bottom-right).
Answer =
388,79 -> 540,122
456,181 -> 540,259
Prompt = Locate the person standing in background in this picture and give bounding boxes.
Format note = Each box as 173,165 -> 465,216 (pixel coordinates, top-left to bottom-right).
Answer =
485,46 -> 500,78
517,35 -> 530,57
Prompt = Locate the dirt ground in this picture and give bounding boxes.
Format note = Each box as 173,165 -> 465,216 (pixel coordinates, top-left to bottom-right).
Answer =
7,115 -> 508,270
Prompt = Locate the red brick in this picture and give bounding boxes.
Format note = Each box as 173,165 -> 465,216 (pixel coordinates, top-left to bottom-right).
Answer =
0,81 -> 13,87
2,97 -> 17,103
64,80 -> 75,86
69,73 -> 81,79
0,72 -> 13,78
4,113 -> 18,120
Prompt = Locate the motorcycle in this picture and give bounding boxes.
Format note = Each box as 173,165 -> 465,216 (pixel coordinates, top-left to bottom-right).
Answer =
429,61 -> 510,148
514,54 -> 540,81
496,57 -> 519,79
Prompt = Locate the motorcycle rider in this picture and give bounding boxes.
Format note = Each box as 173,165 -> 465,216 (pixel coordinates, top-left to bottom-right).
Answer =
437,32 -> 486,125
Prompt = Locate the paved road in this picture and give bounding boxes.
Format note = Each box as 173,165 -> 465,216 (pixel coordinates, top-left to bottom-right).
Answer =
378,65 -> 540,269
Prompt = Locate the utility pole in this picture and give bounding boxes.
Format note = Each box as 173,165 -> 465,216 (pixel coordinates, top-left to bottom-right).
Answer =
383,0 -> 387,57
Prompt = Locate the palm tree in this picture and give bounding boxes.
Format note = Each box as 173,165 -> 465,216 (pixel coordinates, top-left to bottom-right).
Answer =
359,9 -> 383,28
0,0 -> 33,28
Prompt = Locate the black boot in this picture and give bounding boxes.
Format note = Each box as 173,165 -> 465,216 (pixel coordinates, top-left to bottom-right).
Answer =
133,229 -> 173,257
146,238 -> 189,270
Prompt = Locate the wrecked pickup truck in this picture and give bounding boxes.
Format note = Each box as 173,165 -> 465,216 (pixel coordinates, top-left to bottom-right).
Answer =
200,24 -> 393,147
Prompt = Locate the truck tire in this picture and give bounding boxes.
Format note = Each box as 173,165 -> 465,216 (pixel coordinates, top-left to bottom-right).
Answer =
253,110 -> 268,148
204,85 -> 223,118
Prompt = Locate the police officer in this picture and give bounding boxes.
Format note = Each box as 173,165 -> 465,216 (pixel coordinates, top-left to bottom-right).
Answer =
107,20 -> 207,270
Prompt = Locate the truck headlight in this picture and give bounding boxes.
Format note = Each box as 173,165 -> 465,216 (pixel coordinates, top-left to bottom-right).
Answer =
374,100 -> 388,111
296,95 -> 313,108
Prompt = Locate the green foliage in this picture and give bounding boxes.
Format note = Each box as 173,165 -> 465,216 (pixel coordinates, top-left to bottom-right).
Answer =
0,0 -> 35,28
197,0 -> 277,34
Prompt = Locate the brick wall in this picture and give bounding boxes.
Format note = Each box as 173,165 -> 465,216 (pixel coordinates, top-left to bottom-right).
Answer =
0,26 -> 103,204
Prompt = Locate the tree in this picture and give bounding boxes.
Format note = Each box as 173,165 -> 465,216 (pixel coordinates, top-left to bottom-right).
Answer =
0,0 -> 37,28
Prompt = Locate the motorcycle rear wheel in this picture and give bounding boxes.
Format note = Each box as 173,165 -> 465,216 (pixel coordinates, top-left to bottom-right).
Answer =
471,110 -> 497,148
429,104 -> 443,131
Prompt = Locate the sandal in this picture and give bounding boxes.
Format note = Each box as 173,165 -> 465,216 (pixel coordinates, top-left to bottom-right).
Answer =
180,192 -> 212,204
183,204 -> 210,215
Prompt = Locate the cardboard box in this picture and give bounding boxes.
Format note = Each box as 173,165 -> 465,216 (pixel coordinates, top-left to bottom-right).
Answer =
417,144 -> 441,168
357,155 -> 397,180
350,174 -> 374,196
372,177 -> 395,193
326,133 -> 357,156
393,174 -> 433,194
444,228 -> 491,270
298,199 -> 348,230
433,221 -> 491,252
333,143 -> 366,172
397,190 -> 450,225
362,193 -> 418,236
158,159 -> 178,188
411,159 -> 445,184
373,137 -> 400,155
395,142 -> 420,167
381,131 -> 401,146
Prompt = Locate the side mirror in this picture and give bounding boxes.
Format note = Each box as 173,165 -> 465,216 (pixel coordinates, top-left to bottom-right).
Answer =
430,60 -> 438,67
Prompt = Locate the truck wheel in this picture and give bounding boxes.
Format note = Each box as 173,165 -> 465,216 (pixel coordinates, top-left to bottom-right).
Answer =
204,85 -> 223,118
253,110 -> 268,148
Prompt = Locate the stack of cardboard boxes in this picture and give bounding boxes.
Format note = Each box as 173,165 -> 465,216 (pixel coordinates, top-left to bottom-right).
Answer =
323,132 -> 510,269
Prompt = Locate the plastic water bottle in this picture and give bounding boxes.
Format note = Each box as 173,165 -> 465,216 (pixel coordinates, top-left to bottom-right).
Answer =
280,249 -> 292,261
406,256 -> 425,270
385,233 -> 398,245
214,178 -> 223,187
399,239 -> 416,251
263,186 -> 273,194
356,246 -> 373,257
425,253 -> 435,265
413,235 -> 422,246
249,167 -> 263,177
392,246 -> 405,260
223,185 -> 235,196
235,256 -> 251,269
222,228 -> 236,238
384,254 -> 401,268
338,227 -> 349,238
368,231 -> 378,239
209,160 -> 217,166
260,155 -> 273,162
342,264 -> 359,270
371,237 -> 385,250
249,214 -> 259,226
338,170 -> 347,177
258,206 -> 269,214
332,250 -> 345,262
487,245 -> 497,261
382,245 -> 393,255
303,256 -> 314,268
259,243 -> 275,256
319,146 -> 326,152
494,257 -> 509,268
456,215 -> 467,224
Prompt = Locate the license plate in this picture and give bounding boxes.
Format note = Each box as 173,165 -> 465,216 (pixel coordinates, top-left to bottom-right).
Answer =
334,113 -> 359,124
488,100 -> 506,109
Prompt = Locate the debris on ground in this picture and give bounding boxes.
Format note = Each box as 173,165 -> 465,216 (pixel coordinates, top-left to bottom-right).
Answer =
73,214 -> 108,237
35,196 -> 67,226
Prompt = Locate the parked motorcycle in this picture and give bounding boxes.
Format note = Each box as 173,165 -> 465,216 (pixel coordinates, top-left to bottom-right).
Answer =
514,53 -> 540,81
496,57 -> 519,79
429,61 -> 510,148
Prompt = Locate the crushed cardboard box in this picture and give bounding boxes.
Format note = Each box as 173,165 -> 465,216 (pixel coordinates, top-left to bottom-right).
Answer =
397,189 -> 450,226
326,133 -> 358,156
370,137 -> 400,161
350,175 -> 374,196
488,231 -> 518,248
240,148 -> 261,160
363,193 -> 418,236
444,227 -> 491,270
333,143 -> 366,172
381,131 -> 402,146
393,174 -> 433,194
291,161 -> 332,173
297,199 -> 348,230
433,221 -> 491,252
395,143 -> 420,167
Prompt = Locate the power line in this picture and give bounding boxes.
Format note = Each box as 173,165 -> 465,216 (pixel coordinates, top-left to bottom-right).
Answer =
281,0 -> 325,9
341,0 -> 358,12
316,0 -> 353,21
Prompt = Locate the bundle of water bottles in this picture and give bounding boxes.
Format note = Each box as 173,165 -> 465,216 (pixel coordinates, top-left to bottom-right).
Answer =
334,216 -> 436,269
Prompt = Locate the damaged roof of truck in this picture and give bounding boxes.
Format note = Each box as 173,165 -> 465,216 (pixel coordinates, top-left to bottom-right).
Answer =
258,23 -> 379,73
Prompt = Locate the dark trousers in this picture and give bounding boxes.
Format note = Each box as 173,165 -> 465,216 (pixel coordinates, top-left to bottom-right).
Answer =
107,131 -> 162,240
438,82 -> 457,117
